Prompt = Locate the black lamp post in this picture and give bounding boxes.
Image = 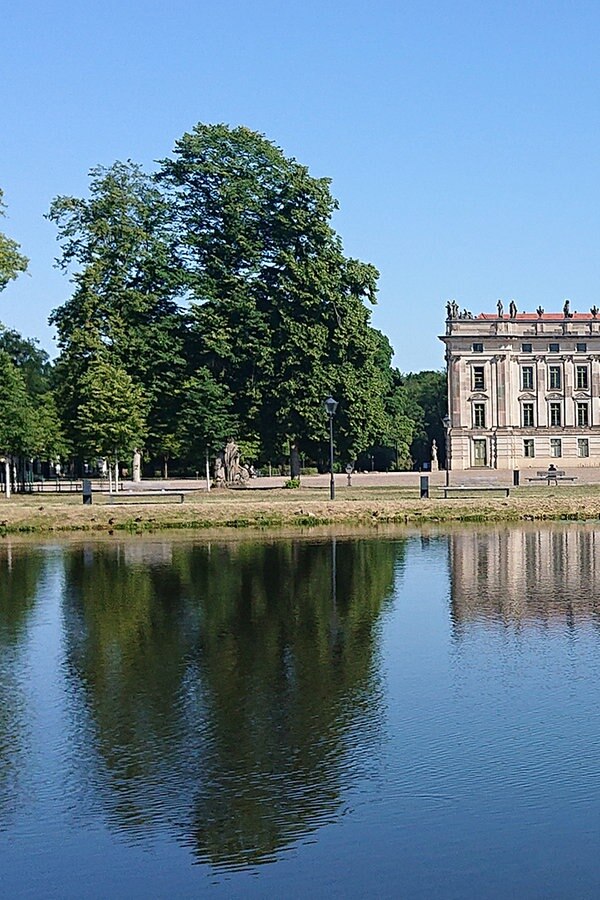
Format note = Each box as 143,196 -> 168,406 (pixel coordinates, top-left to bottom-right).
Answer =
442,414 -> 451,487
324,396 -> 338,500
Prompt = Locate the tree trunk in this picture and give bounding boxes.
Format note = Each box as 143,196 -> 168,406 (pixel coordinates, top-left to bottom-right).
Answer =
290,442 -> 301,479
163,455 -> 168,479
205,448 -> 211,493
132,450 -> 142,483
114,460 -> 119,492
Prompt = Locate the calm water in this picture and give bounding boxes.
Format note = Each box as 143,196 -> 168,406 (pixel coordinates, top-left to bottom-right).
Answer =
2,527 -> 600,898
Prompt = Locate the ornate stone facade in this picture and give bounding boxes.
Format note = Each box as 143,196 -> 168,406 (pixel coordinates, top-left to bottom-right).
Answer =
440,307 -> 600,470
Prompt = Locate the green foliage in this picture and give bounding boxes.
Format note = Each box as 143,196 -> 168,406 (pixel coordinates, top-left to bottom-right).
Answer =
0,190 -> 28,292
0,327 -> 50,396
158,123 -> 388,464
177,367 -> 237,462
0,351 -> 35,455
46,125 -> 439,471
75,359 -> 147,462
29,392 -> 69,460
283,477 -> 301,489
403,370 -> 448,466
48,162 -> 185,461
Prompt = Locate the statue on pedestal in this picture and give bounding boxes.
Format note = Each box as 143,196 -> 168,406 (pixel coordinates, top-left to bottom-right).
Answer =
215,439 -> 250,485
431,439 -> 439,470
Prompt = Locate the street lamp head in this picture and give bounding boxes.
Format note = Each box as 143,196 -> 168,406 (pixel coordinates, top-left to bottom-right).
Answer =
324,396 -> 338,417
442,414 -> 451,430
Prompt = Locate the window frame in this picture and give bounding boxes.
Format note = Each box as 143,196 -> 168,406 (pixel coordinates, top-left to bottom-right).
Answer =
578,438 -> 590,458
523,438 -> 535,458
549,402 -> 562,427
549,365 -> 562,390
472,342 -> 484,353
577,402 -> 589,427
576,365 -> 589,390
473,402 -> 486,429
521,342 -> 533,353
576,342 -> 587,353
548,342 -> 560,353
472,365 -> 485,391
550,438 -> 562,458
522,402 -> 535,427
521,366 -> 534,390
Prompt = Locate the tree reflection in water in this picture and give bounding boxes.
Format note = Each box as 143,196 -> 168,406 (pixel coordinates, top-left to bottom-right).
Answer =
0,543 -> 45,821
61,537 -> 403,868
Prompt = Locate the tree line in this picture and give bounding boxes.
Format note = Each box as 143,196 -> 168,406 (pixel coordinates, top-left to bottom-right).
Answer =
0,125 -> 446,482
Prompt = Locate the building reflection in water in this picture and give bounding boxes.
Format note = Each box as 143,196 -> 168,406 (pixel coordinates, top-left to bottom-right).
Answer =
449,526 -> 600,627
60,537 -> 403,869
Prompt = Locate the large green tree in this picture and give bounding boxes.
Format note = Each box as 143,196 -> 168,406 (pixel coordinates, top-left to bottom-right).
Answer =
0,190 -> 27,292
48,162 -> 185,467
158,124 -> 389,468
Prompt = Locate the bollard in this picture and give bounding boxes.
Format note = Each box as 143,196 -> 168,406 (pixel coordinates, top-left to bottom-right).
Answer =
420,475 -> 429,499
513,469 -> 520,487
82,478 -> 92,505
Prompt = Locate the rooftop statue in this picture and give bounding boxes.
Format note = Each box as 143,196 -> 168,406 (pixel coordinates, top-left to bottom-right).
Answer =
536,306 -> 544,317
509,300 -> 517,318
563,299 -> 572,318
497,299 -> 503,317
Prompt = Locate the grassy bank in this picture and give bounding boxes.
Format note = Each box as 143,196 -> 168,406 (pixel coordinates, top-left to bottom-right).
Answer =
1,484 -> 600,534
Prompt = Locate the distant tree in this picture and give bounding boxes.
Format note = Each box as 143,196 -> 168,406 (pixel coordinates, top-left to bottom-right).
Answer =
75,360 -> 147,470
29,393 -> 69,462
0,327 -> 50,395
0,190 -> 27,292
403,370 -> 448,467
177,368 -> 238,467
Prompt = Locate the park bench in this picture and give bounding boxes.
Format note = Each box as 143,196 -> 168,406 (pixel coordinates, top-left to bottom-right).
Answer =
442,485 -> 510,498
527,470 -> 578,485
29,479 -> 83,493
106,490 -> 186,505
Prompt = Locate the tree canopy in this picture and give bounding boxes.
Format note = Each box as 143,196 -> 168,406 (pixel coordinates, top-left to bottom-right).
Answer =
38,123 -> 447,475
0,190 -> 28,293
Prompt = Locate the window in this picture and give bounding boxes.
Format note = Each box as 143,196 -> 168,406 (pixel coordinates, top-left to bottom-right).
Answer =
522,403 -> 535,427
473,403 -> 486,428
576,365 -> 589,389
549,365 -> 562,389
549,402 -> 562,426
523,439 -> 535,458
472,366 -> 485,390
522,342 -> 533,353
522,366 -> 534,390
550,438 -> 562,458
578,438 -> 590,458
577,402 -> 589,427
472,342 -> 484,353
576,342 -> 587,352
549,343 -> 560,353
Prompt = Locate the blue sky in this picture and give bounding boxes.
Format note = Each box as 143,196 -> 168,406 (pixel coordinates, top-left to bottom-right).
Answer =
2,0 -> 600,370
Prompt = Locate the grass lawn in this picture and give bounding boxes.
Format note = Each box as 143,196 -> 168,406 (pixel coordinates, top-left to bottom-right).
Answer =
1,482 -> 599,534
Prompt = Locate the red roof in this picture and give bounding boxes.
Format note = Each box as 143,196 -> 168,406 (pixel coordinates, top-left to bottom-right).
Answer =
477,312 -> 596,320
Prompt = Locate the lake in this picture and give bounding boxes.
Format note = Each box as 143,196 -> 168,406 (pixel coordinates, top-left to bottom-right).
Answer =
2,526 -> 600,898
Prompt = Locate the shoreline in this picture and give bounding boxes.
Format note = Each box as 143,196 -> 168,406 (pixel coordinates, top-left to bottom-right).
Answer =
2,485 -> 600,535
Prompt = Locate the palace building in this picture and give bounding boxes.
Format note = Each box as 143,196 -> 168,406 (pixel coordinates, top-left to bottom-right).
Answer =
440,302 -> 600,470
